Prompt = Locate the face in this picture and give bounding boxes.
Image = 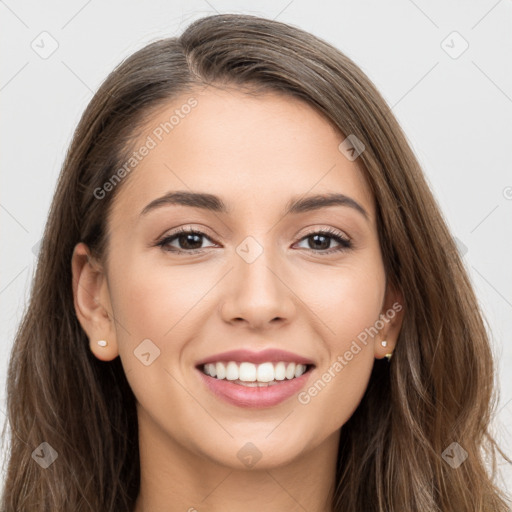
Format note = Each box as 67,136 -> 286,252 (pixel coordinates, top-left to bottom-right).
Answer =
72,86 -> 403,470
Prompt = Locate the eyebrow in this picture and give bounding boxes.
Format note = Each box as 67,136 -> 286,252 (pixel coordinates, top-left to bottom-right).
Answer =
140,190 -> 369,220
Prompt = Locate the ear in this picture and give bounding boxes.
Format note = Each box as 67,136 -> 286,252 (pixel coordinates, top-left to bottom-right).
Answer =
71,242 -> 119,361
374,282 -> 405,359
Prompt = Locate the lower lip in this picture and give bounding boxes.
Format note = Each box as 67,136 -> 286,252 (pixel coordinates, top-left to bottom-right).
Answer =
196,367 -> 314,408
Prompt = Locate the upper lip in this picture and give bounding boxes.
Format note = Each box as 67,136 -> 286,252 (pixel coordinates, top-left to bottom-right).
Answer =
196,348 -> 315,367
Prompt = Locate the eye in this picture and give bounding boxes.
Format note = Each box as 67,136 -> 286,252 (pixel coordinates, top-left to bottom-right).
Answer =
295,228 -> 352,255
155,226 -> 352,255
156,227 -> 217,254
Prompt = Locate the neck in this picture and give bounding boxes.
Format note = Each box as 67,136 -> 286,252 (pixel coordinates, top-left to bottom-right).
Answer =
133,412 -> 339,512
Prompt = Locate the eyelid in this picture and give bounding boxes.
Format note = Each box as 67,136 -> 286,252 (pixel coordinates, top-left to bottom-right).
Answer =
155,224 -> 353,255
297,224 -> 350,241
156,224 -> 218,242
158,223 -> 351,241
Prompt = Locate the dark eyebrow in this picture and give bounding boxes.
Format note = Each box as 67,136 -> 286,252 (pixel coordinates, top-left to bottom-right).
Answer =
140,191 -> 231,216
285,193 -> 369,220
140,190 -> 369,220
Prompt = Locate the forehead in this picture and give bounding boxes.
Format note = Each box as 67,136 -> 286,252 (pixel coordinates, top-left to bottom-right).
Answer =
109,86 -> 374,226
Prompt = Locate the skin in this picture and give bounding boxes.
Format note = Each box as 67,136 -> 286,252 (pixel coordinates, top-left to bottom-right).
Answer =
72,86 -> 404,512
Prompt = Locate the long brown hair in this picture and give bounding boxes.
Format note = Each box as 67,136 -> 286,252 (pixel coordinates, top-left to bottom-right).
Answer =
1,13 -> 510,511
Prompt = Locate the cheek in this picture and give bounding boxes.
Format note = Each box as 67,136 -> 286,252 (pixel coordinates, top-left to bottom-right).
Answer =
298,272 -> 381,433
108,254 -> 210,413
108,250 -> 213,340
305,257 -> 385,348
295,260 -> 384,428
298,348 -> 374,437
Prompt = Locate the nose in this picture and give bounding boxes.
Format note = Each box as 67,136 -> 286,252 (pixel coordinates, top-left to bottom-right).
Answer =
219,241 -> 296,330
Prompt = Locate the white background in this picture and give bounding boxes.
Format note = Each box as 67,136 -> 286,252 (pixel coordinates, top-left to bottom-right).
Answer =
1,0 -> 511,493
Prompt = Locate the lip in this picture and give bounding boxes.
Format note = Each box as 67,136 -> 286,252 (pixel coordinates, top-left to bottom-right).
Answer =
195,348 -> 315,367
196,365 -> 315,408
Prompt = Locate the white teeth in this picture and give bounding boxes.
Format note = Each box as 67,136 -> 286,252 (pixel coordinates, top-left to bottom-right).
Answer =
215,362 -> 226,379
201,361 -> 309,382
225,361 -> 238,381
239,362 -> 257,382
205,363 -> 216,377
294,364 -> 305,378
274,361 -> 286,380
256,362 -> 274,382
285,362 -> 296,380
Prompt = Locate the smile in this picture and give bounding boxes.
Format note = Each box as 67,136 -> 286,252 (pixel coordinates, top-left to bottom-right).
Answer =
196,361 -> 315,408
201,361 -> 310,385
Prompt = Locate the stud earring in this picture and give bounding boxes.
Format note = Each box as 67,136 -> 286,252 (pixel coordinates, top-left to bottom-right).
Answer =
97,340 -> 108,347
380,340 -> 392,361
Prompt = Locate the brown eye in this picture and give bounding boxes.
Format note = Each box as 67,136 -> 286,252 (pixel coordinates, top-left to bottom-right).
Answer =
157,228 -> 216,253
295,228 -> 352,254
156,227 -> 352,255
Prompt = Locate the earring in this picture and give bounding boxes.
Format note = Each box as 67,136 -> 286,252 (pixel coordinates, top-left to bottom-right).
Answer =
381,340 -> 392,361
97,340 -> 108,347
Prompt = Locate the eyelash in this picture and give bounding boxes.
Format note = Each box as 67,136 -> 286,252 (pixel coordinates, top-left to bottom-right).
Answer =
155,226 -> 352,256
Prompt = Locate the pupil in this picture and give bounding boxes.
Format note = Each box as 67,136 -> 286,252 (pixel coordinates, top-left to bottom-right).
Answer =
181,233 -> 202,249
311,234 -> 329,250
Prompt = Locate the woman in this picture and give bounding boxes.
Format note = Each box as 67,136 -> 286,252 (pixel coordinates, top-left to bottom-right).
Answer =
1,13 -> 510,512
